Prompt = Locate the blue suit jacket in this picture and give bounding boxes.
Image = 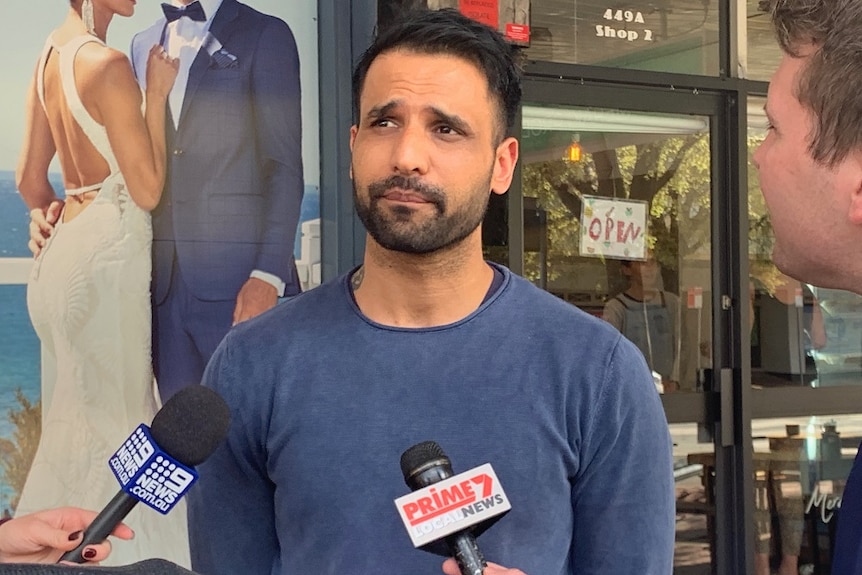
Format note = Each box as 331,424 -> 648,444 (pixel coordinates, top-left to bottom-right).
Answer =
131,0 -> 303,303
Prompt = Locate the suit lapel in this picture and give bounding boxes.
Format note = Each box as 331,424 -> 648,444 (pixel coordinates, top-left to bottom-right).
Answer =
177,0 -> 240,131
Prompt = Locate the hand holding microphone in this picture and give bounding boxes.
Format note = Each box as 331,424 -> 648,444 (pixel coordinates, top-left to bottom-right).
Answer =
441,558 -> 527,575
0,507 -> 133,565
59,385 -> 230,563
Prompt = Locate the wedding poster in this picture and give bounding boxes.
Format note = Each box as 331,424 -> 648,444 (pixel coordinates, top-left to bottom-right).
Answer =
0,0 -> 319,517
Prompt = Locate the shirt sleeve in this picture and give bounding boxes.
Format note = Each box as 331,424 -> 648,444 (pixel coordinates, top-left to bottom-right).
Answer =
602,297 -> 625,333
250,269 -> 286,297
569,336 -> 675,574
249,18 -> 304,290
187,336 -> 279,575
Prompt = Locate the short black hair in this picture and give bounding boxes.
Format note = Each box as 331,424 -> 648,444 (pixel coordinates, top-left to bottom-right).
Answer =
352,8 -> 522,143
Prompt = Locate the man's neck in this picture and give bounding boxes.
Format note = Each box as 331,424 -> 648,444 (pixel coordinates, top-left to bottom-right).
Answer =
174,0 -> 222,15
625,285 -> 659,302
353,236 -> 495,328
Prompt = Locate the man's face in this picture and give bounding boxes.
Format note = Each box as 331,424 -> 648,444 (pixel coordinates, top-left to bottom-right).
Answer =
349,50 -> 518,255
635,258 -> 660,289
753,50 -> 861,286
622,255 -> 661,291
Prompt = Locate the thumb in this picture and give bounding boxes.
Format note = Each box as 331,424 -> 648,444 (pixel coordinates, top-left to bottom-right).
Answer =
232,296 -> 243,327
46,201 -> 63,224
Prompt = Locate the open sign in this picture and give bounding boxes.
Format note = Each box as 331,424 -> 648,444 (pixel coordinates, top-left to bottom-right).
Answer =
579,195 -> 647,260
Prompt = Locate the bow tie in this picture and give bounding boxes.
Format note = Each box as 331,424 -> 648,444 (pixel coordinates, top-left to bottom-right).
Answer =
161,1 -> 206,23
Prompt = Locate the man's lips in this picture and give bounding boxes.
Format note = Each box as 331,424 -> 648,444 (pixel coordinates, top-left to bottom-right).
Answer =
381,190 -> 431,203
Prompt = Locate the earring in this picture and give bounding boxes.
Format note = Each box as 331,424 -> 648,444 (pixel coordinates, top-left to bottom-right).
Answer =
82,0 -> 96,35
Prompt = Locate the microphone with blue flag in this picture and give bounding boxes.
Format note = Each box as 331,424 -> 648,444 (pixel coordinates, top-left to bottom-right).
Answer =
58,386 -> 230,563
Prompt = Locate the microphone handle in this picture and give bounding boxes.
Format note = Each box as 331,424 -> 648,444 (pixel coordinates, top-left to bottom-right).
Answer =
58,491 -> 139,563
446,531 -> 487,575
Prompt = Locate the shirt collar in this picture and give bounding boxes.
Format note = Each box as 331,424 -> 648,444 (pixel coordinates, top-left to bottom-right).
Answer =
170,0 -> 224,24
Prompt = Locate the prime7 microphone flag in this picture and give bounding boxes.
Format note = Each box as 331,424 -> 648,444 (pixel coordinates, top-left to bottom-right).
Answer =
394,462 -> 511,548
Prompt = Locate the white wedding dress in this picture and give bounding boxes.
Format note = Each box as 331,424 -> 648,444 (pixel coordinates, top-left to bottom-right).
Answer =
15,34 -> 190,568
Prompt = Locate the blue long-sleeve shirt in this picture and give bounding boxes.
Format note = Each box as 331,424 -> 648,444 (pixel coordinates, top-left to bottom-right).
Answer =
188,264 -> 675,575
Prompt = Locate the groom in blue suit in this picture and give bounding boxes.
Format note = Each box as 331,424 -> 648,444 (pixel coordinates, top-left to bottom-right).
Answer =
131,0 -> 303,402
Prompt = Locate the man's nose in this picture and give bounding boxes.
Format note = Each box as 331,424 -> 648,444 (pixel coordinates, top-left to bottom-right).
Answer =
391,125 -> 429,175
752,142 -> 763,170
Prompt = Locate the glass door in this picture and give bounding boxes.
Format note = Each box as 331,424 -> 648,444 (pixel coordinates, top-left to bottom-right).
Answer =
518,104 -> 712,394
496,78 -> 747,574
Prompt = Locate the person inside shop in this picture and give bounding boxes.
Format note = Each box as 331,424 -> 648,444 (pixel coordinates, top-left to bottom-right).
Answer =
603,252 -> 686,393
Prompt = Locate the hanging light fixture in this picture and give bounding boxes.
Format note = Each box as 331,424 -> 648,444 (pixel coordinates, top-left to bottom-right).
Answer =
565,134 -> 582,162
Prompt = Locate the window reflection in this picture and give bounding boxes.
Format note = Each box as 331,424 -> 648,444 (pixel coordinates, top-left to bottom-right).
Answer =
520,105 -> 711,393
809,288 -> 862,387
750,416 -> 860,574
676,415 -> 861,574
744,0 -> 782,81
671,423 -> 713,572
527,0 -> 720,75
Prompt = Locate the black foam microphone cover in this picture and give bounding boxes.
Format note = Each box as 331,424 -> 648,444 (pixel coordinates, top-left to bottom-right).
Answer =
150,385 -> 231,466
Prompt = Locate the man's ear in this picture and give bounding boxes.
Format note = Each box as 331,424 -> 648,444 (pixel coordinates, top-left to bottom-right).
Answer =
348,125 -> 358,179
849,150 -> 862,225
490,136 -> 519,196
851,187 -> 862,225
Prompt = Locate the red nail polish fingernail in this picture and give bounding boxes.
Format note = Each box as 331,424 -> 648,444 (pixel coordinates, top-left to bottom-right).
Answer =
83,548 -> 97,560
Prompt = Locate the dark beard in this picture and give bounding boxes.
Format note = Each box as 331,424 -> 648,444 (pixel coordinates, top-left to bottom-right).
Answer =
353,174 -> 491,254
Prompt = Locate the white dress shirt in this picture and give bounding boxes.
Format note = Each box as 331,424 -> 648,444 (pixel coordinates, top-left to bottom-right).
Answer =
164,0 -> 286,296
163,0 -> 223,127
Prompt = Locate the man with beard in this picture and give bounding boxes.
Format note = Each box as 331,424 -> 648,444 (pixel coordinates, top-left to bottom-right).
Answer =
187,9 -> 674,575
756,0 -> 862,571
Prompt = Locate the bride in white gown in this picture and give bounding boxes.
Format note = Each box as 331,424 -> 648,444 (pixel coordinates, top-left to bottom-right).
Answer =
15,0 -> 187,567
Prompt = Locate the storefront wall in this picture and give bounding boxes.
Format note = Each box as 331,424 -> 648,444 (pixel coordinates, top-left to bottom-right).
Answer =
318,1 -> 862,573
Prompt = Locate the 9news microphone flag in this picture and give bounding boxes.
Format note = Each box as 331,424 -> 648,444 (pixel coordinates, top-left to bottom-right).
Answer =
59,386 -> 231,563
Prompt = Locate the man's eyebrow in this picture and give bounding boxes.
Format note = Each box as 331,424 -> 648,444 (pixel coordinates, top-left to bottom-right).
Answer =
366,100 -> 400,122
363,101 -> 473,134
428,107 -> 472,134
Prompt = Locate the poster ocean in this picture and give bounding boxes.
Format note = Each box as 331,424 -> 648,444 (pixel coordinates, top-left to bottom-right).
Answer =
0,170 -> 42,515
